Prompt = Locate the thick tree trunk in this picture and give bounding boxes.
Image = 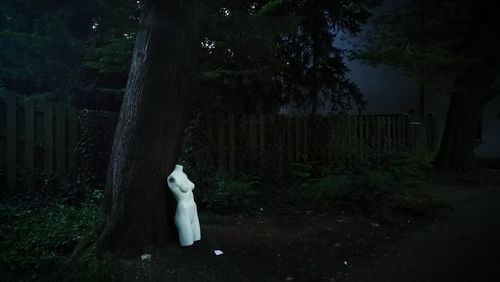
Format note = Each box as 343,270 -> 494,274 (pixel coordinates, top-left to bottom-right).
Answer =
95,1 -> 198,255
434,78 -> 497,173
434,91 -> 482,172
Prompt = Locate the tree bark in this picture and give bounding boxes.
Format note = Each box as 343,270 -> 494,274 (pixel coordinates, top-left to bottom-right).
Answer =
434,74 -> 497,173
94,0 -> 198,255
434,91 -> 482,172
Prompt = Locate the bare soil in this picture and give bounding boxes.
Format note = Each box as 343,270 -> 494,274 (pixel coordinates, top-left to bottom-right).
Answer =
112,208 -> 424,282
109,171 -> 500,282
343,181 -> 500,282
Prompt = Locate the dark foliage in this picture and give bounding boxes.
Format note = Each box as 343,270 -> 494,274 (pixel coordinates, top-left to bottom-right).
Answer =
353,0 -> 500,172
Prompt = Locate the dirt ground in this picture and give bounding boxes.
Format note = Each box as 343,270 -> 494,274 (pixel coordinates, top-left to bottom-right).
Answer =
113,207 -> 425,281
110,172 -> 500,282
343,181 -> 500,282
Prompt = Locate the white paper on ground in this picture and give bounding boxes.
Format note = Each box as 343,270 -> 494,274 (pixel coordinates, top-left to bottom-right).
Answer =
141,254 -> 152,261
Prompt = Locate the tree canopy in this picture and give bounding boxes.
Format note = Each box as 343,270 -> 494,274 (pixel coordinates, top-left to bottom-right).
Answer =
196,0 -> 381,114
0,0 -> 137,109
1,0 -> 381,113
353,0 -> 500,171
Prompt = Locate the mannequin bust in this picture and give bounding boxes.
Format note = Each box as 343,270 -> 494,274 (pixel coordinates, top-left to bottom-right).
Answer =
167,165 -> 201,246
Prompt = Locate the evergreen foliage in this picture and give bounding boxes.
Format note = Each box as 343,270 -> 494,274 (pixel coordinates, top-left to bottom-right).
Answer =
352,0 -> 500,96
1,0 -> 381,112
197,0 -> 381,114
0,0 -> 137,109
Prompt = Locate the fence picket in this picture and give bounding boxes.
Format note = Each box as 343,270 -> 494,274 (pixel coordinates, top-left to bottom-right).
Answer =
228,114 -> 235,177
327,118 -> 333,164
359,116 -> 365,162
259,115 -> 265,171
200,114 -> 432,177
6,94 -> 16,189
216,115 -> 226,172
286,117 -> 292,163
0,97 -> 84,189
303,116 -> 308,162
24,99 -> 35,187
67,108 -> 79,164
295,116 -> 300,162
248,115 -> 257,155
1,103 -> 436,185
43,102 -> 54,174
55,104 -> 67,177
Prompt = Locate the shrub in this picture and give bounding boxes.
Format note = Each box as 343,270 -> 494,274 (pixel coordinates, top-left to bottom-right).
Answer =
296,153 -> 440,219
297,174 -> 355,204
204,174 -> 262,212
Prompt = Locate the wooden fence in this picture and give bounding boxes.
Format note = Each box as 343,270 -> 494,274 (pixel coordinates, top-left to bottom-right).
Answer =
199,114 -> 434,177
0,93 -> 79,189
0,91 -> 435,188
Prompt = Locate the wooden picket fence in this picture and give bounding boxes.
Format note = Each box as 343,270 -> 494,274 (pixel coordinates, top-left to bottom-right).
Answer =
0,93 -> 79,189
200,114 -> 434,177
0,91 -> 435,188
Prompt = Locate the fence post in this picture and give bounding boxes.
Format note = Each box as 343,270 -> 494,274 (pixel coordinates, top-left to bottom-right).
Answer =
24,99 -> 35,187
6,93 -> 17,189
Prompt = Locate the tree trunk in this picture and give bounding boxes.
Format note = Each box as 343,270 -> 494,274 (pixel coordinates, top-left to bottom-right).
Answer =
434,91 -> 482,172
434,78 -> 497,173
95,0 -> 198,255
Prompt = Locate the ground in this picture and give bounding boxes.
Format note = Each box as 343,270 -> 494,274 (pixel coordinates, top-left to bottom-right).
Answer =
112,210 -> 421,282
2,170 -> 499,281
109,172 -> 500,282
344,178 -> 500,282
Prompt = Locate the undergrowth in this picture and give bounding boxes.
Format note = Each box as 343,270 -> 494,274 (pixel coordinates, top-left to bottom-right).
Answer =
0,188 -> 108,281
297,154 -> 438,217
203,174 -> 262,212
204,153 -> 442,221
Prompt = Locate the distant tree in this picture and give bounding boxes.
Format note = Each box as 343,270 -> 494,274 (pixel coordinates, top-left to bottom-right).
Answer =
194,0 -> 298,114
76,0 -> 139,110
279,0 -> 380,113
196,0 -> 380,114
0,0 -> 138,109
354,0 -> 500,172
0,1 -> 87,97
